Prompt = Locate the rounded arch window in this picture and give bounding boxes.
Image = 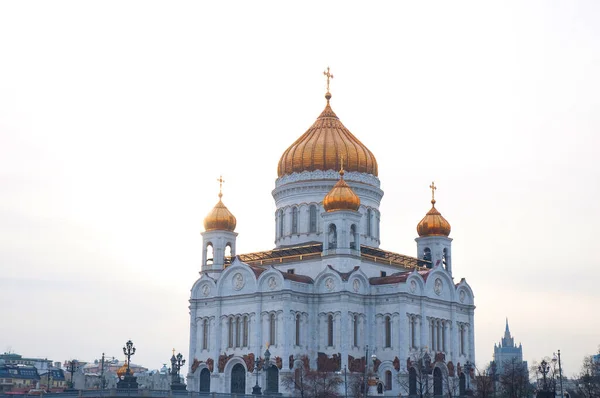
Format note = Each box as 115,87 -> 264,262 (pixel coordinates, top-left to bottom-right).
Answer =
309,205 -> 317,233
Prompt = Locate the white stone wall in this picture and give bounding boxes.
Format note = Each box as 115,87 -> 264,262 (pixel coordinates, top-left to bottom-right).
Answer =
188,257 -> 475,395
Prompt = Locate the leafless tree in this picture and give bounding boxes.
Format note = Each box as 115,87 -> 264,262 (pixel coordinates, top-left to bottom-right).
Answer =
281,365 -> 343,398
574,347 -> 600,398
497,357 -> 532,398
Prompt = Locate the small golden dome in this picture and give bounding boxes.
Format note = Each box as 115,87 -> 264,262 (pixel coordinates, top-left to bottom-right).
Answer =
277,92 -> 378,177
417,182 -> 451,237
203,193 -> 237,232
323,168 -> 361,212
116,363 -> 129,378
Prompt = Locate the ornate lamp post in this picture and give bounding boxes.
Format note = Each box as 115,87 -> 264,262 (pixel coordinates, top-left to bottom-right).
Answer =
169,351 -> 186,391
66,360 -> 78,389
555,350 -> 564,398
46,368 -> 52,393
538,359 -> 550,397
100,353 -> 106,390
123,340 -> 136,376
117,340 -> 138,390
252,353 -> 262,395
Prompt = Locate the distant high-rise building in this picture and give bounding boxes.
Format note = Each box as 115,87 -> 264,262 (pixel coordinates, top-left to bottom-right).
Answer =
493,318 -> 527,374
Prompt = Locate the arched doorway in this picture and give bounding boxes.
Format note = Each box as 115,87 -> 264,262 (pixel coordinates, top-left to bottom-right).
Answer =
433,367 -> 443,396
230,363 -> 245,394
265,365 -> 279,394
409,367 -> 417,396
199,368 -> 210,392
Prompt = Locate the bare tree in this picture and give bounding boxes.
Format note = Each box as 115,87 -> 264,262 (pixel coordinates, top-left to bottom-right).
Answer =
574,347 -> 600,398
498,357 -> 532,398
473,365 -> 494,398
281,365 -> 343,398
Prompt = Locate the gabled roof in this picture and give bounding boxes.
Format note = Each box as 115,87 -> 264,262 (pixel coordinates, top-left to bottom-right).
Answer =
369,270 -> 432,285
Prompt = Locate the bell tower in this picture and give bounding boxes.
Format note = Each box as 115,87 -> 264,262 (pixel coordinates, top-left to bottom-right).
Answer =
415,182 -> 453,274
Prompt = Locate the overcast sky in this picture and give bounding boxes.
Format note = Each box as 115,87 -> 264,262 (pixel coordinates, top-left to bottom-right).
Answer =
1,1 -> 599,377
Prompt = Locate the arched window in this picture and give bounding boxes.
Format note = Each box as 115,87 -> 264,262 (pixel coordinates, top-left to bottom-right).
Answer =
243,316 -> 249,347
327,314 -> 334,347
385,371 -> 392,391
235,316 -> 241,347
350,224 -> 357,249
291,207 -> 298,234
409,367 -> 417,395
295,314 -> 301,346
366,209 -> 372,237
224,243 -> 232,265
202,319 -> 209,350
353,315 -> 359,347
269,313 -> 276,345
434,367 -> 443,396
410,316 -> 416,349
423,247 -> 432,263
278,210 -> 284,238
228,317 -> 233,348
443,248 -> 449,270
309,205 -> 317,233
384,316 -> 391,348
206,243 -> 214,266
328,224 -> 337,250
459,324 -> 466,355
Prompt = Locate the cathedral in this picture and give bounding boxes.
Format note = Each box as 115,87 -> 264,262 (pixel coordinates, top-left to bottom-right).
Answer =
187,72 -> 476,396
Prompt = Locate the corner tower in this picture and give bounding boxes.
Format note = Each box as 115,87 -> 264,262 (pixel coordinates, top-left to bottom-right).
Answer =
415,182 -> 453,274
273,68 -> 383,248
201,176 -> 237,273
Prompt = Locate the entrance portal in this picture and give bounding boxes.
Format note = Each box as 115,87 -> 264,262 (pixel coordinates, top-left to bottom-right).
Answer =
199,368 -> 210,392
230,364 -> 246,394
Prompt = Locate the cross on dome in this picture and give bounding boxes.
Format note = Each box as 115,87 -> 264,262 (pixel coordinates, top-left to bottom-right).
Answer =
323,67 -> 334,101
430,181 -> 437,204
217,175 -> 225,198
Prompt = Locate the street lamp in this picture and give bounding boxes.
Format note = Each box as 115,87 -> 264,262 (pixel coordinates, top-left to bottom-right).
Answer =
46,368 -> 52,393
539,359 -> 550,396
66,360 -> 78,389
555,350 -> 564,398
123,340 -> 136,376
252,353 -> 262,395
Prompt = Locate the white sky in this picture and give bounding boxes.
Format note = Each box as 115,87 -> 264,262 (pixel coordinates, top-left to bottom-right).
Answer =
1,1 -> 599,377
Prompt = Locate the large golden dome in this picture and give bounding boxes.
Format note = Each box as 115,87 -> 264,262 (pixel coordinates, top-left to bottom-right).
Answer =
417,183 -> 451,237
323,168 -> 361,212
277,93 -> 378,177
204,192 -> 237,232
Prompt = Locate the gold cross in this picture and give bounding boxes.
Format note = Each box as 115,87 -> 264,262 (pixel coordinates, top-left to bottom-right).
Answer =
429,181 -> 437,202
172,348 -> 176,356
217,175 -> 225,198
323,67 -> 334,93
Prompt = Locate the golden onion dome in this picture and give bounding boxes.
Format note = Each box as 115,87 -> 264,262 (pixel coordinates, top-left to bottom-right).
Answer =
277,91 -> 378,177
323,168 -> 361,212
203,189 -> 237,232
416,182 -> 451,237
116,363 -> 129,378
